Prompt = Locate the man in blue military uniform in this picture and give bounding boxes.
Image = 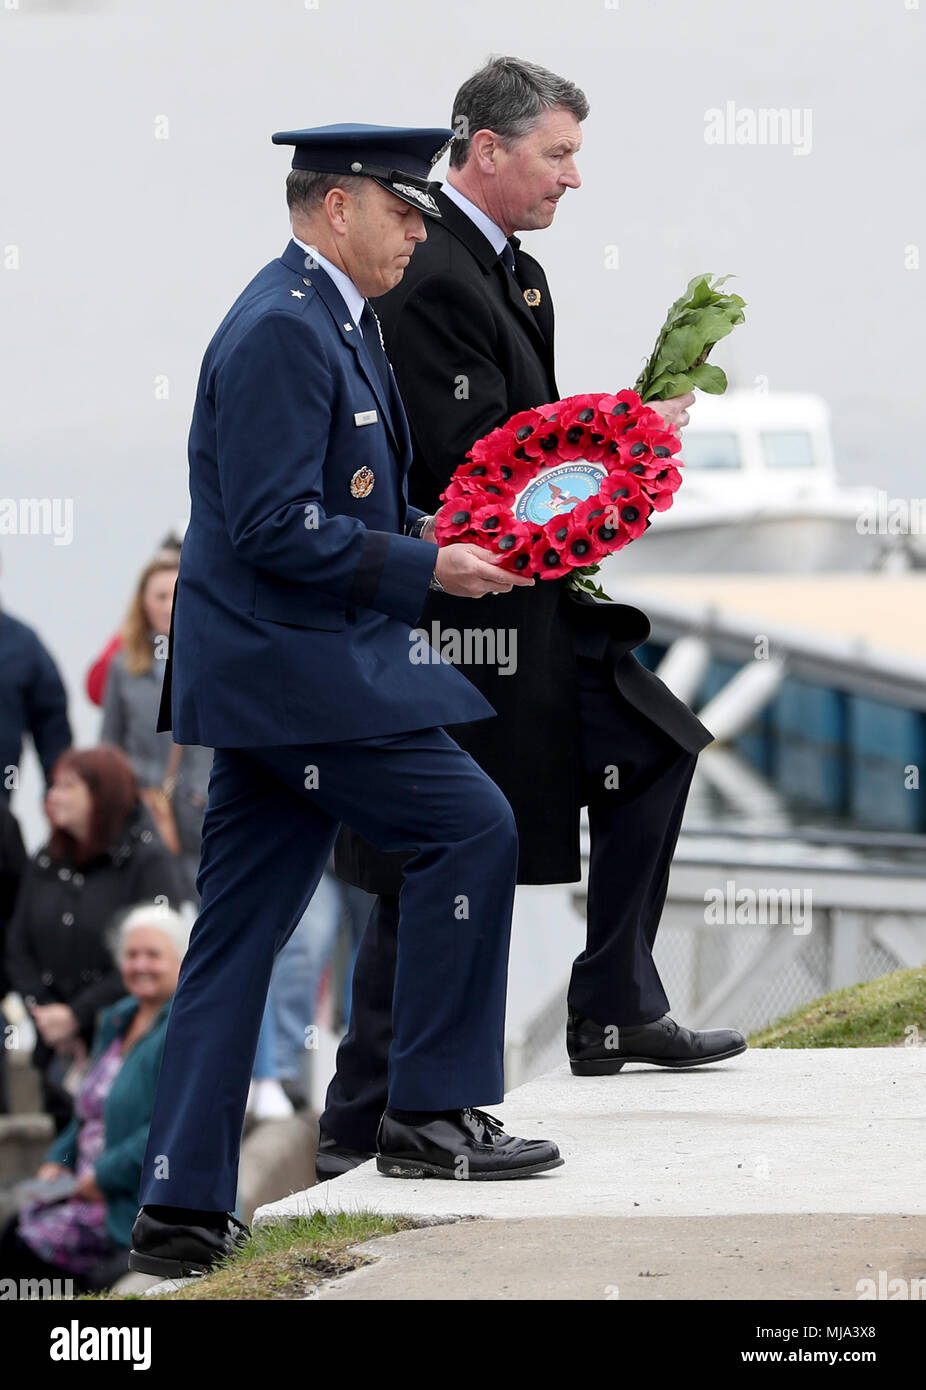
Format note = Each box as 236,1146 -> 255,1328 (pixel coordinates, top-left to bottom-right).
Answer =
128,125 -> 563,1281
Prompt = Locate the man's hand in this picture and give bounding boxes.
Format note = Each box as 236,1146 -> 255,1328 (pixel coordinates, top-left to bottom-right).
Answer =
649,391 -> 695,430
434,543 -> 535,598
419,515 -> 437,544
30,1003 -> 79,1047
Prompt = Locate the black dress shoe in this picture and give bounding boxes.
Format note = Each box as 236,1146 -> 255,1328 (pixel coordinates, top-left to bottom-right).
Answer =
376,1108 -> 564,1180
315,1135 -> 374,1184
568,1009 -> 747,1074
128,1208 -> 250,1279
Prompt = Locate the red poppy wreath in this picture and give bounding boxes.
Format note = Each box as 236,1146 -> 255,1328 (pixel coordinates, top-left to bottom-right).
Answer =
434,272 -> 746,598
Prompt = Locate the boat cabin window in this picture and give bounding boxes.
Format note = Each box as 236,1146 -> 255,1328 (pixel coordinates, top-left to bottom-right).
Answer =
761,430 -> 815,469
680,431 -> 742,469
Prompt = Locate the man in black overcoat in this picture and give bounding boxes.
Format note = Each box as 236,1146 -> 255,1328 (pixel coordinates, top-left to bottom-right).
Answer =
325,59 -> 745,1176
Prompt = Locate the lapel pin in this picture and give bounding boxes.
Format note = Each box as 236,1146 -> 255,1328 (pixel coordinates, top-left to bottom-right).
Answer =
523,288 -> 541,307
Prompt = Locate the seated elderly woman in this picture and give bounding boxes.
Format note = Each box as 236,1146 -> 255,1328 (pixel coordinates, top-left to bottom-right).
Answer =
4,744 -> 188,1132
0,903 -> 188,1291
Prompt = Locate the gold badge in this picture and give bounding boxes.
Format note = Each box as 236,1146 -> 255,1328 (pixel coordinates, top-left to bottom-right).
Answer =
350,466 -> 375,498
523,288 -> 541,307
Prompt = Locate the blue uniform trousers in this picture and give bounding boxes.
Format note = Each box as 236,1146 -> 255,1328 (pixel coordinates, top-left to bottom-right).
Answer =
138,727 -> 517,1212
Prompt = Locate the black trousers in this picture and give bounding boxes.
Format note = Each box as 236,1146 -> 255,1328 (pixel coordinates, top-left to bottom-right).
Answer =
321,652 -> 698,1153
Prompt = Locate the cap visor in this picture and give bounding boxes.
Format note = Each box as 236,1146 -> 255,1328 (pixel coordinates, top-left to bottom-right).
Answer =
372,176 -> 441,218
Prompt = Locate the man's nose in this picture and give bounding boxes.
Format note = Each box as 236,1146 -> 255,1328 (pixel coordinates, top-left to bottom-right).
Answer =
560,157 -> 582,190
410,212 -> 427,243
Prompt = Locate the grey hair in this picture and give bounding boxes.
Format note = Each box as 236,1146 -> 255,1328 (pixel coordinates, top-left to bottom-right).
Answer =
449,56 -> 589,169
286,169 -> 367,218
112,901 -> 191,961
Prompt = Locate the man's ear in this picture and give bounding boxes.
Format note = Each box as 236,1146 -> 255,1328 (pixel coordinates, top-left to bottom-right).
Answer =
323,185 -> 351,235
469,129 -> 500,172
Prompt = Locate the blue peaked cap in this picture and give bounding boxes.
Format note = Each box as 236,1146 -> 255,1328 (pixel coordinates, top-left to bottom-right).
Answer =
271,123 -> 454,216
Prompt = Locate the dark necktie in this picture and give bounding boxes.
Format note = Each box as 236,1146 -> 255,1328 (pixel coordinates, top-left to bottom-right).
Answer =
499,241 -> 517,276
359,302 -> 391,396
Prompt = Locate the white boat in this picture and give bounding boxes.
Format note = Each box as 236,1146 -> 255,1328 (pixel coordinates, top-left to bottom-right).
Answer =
614,390 -> 919,573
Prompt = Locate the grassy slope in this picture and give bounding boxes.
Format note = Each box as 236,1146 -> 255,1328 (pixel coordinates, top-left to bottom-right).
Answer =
90,1212 -> 419,1301
748,967 -> 926,1048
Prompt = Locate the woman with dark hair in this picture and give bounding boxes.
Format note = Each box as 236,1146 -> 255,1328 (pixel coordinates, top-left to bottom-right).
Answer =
4,745 -> 188,1131
100,550 -> 213,895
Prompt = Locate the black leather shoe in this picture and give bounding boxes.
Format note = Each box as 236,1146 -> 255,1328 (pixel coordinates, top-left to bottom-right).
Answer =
315,1135 -> 374,1184
568,1010 -> 747,1074
376,1108 -> 564,1180
128,1208 -> 250,1279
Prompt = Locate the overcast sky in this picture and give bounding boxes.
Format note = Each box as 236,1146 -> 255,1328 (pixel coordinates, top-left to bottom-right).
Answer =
1,0 -> 923,841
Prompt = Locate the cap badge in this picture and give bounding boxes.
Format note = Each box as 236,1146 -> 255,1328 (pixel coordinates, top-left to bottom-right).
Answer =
391,181 -> 439,215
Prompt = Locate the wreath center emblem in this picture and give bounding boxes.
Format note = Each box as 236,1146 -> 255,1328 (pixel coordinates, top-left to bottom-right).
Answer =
513,461 -> 608,525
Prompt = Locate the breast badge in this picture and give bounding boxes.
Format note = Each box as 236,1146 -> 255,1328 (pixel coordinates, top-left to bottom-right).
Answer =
350,466 -> 375,498
523,288 -> 542,307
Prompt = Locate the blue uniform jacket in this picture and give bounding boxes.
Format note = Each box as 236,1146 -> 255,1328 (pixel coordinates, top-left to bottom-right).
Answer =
158,239 -> 493,746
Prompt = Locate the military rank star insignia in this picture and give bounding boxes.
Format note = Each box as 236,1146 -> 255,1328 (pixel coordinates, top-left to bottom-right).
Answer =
523,288 -> 541,307
350,466 -> 375,498
290,289 -> 305,299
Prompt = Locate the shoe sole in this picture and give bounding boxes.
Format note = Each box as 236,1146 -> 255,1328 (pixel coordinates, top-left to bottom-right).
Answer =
128,1250 -> 210,1279
315,1156 -> 374,1184
569,1041 -> 748,1075
376,1155 -> 565,1180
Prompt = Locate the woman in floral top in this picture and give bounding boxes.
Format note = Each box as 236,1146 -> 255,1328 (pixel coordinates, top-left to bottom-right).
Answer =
0,903 -> 187,1291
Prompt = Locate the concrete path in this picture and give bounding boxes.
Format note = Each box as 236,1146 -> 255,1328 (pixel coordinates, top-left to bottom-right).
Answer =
312,1214 -> 926,1301
254,1049 -> 926,1299
257,1049 -> 925,1223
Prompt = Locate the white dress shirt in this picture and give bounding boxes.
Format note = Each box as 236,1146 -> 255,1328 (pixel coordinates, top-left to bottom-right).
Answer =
439,179 -> 509,258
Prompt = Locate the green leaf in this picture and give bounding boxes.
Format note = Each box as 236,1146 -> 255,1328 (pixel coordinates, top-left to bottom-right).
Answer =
642,371 -> 695,401
687,275 -> 715,308
652,323 -> 710,373
687,362 -> 728,393
568,572 -> 613,601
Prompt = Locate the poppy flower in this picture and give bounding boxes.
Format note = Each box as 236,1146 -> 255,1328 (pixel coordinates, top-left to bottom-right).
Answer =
470,502 -> 510,539
439,477 -> 479,506
499,408 -> 547,453
643,463 -> 683,510
434,498 -> 480,543
560,519 -> 607,568
597,389 -> 644,425
529,532 -> 571,579
492,519 -> 536,574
